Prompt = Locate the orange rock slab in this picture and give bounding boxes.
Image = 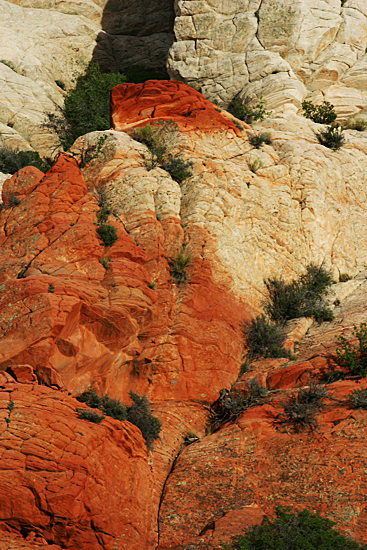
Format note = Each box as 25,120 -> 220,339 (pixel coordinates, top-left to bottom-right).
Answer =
110,80 -> 241,135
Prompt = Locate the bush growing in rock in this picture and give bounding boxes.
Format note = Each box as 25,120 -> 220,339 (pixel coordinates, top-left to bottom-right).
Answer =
228,98 -> 271,124
317,124 -> 345,151
302,100 -> 337,124
49,62 -> 126,150
76,388 -> 161,449
349,388 -> 367,409
249,132 -> 271,148
346,118 -> 367,132
96,224 -> 117,246
277,382 -> 330,433
264,264 -> 334,325
243,314 -> 290,359
222,506 -> 367,549
169,247 -> 191,284
0,147 -> 49,174
336,323 -> 367,377
161,154 -> 193,184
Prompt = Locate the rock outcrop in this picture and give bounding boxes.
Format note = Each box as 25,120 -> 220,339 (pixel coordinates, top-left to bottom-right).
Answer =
2,70 -> 367,549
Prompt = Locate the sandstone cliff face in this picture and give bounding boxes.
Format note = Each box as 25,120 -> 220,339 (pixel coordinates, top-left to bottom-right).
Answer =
1,80 -> 367,548
168,0 -> 367,119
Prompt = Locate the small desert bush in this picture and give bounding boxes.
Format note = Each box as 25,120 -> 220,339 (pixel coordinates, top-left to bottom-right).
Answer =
346,118 -> 367,131
132,121 -> 172,168
76,388 -> 161,449
248,158 -> 263,173
222,506 -> 367,549
349,388 -> 367,409
76,408 -> 105,423
336,323 -> 367,377
228,98 -> 271,124
209,381 -> 268,432
302,100 -> 337,124
161,154 -> 192,183
96,224 -> 117,246
317,124 -> 345,150
243,314 -> 290,359
169,247 -> 191,284
249,132 -> 271,148
0,147 -> 49,174
264,264 -> 334,325
277,382 -> 330,433
48,62 -> 126,150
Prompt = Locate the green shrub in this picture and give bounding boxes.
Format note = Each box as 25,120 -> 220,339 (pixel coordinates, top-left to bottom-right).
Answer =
336,323 -> 367,377
278,382 -> 330,433
243,314 -> 290,359
302,100 -> 337,124
248,158 -> 263,173
349,388 -> 367,409
76,388 -> 161,448
0,147 -> 49,174
127,391 -> 161,450
228,98 -> 271,124
76,408 -> 105,423
100,257 -> 110,269
249,132 -> 271,148
317,124 -> 345,150
264,264 -> 334,325
222,506 -> 367,549
96,224 -> 117,246
346,118 -> 367,131
161,154 -> 193,184
169,247 -> 191,284
51,62 -> 126,150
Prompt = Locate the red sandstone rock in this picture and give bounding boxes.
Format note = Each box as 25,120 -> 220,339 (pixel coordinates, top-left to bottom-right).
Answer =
110,80 -> 241,135
0,383 -> 155,549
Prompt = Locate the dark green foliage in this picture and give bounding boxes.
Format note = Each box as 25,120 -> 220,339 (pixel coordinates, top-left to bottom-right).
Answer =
127,391 -> 161,450
264,264 -> 334,325
322,370 -> 346,384
97,203 -> 110,224
312,306 -> 335,324
0,147 -> 49,174
76,388 -> 161,448
249,132 -> 271,148
76,408 -> 105,423
169,247 -> 191,284
346,118 -> 367,131
223,506 -> 367,549
7,401 -> 14,413
48,284 -> 54,294
336,323 -> 367,377
96,224 -> 117,246
302,100 -> 337,124
243,314 -> 289,359
349,388 -> 367,409
124,65 -> 169,83
228,98 -> 271,124
209,381 -> 268,432
161,154 -> 193,184
6,194 -> 21,207
277,382 -> 330,433
100,257 -> 110,269
56,62 -> 126,149
317,124 -> 345,151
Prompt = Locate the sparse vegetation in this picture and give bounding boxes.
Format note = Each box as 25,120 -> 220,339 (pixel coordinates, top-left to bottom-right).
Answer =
249,132 -> 271,148
100,257 -> 110,269
209,380 -> 268,432
48,284 -> 54,293
76,388 -> 161,449
277,382 -> 330,433
317,124 -> 345,151
76,408 -> 105,423
349,388 -> 367,409
169,247 -> 191,284
248,158 -> 263,173
5,193 -> 21,207
96,224 -> 117,246
243,314 -> 290,359
0,147 -> 49,175
264,264 -> 334,325
346,118 -> 367,131
161,154 -> 193,184
222,506 -> 367,549
302,100 -> 337,124
336,323 -> 367,377
48,62 -> 126,150
228,98 -> 271,124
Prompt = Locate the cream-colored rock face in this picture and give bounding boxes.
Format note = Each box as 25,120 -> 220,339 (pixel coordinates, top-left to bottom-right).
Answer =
75,121 -> 367,310
168,0 -> 367,118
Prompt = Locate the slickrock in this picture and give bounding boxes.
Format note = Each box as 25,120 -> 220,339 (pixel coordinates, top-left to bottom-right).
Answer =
0,382 -> 155,549
110,80 -> 241,134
